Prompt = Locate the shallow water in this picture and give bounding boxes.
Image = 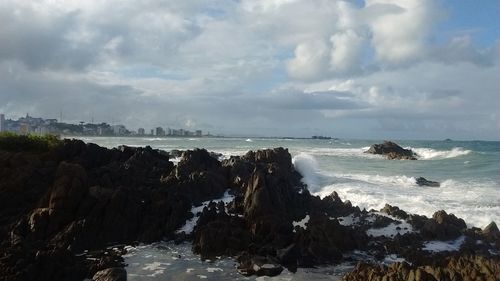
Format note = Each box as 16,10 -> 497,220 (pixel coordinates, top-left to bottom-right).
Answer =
124,242 -> 347,281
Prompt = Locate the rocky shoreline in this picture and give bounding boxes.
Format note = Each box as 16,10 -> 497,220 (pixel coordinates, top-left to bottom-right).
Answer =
0,139 -> 498,280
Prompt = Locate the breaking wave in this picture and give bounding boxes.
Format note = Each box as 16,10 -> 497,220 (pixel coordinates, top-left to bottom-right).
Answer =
411,147 -> 471,160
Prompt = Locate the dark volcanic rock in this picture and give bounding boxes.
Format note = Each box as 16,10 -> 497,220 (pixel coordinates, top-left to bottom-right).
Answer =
420,210 -> 467,240
415,177 -> 440,187
1,139 -> 498,280
483,222 -> 500,243
365,141 -> 417,160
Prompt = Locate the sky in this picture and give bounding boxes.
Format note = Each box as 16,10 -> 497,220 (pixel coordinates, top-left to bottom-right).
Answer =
0,0 -> 499,140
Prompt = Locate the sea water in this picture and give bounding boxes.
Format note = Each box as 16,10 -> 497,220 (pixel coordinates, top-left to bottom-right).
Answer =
73,136 -> 500,280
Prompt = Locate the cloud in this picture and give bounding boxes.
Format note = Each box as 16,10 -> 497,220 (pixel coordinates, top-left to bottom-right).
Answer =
330,29 -> 364,73
366,0 -> 438,65
287,40 -> 330,80
0,0 -> 498,140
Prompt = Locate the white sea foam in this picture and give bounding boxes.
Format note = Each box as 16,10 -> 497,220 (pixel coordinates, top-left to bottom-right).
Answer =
423,236 -> 465,252
176,190 -> 235,234
366,220 -> 413,238
336,214 -> 360,226
383,254 -> 407,265
292,153 -> 323,192
293,215 -> 310,232
294,147 -> 381,159
411,147 -> 471,160
311,171 -> 499,228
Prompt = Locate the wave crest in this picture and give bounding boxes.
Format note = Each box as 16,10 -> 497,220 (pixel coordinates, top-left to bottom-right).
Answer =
292,153 -> 322,192
411,147 -> 471,160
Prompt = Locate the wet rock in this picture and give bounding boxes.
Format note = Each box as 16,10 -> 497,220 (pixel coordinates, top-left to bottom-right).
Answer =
415,177 -> 440,187
237,253 -> 283,277
192,202 -> 251,259
92,267 -> 126,281
365,141 -> 417,160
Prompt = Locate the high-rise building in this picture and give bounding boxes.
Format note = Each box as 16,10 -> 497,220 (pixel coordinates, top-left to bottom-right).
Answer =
138,128 -> 145,135
155,127 -> 165,136
0,114 -> 5,132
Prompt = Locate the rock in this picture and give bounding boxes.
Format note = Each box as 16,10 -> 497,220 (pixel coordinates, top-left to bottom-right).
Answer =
482,222 -> 500,242
365,141 -> 417,160
421,210 -> 467,240
415,177 -> 440,187
380,204 -> 409,220
237,253 -> 283,277
343,255 -> 500,281
92,267 -> 126,281
48,162 -> 88,211
192,202 -> 251,259
2,139 -> 499,280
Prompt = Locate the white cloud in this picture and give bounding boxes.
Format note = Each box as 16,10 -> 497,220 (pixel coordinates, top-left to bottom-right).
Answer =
330,29 -> 364,73
366,0 -> 437,65
287,40 -> 329,80
0,0 -> 498,139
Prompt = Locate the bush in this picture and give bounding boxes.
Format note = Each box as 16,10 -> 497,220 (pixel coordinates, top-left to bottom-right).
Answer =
0,132 -> 62,152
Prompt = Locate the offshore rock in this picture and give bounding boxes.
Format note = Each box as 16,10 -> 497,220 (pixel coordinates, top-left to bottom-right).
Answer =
365,141 -> 417,160
415,177 -> 440,187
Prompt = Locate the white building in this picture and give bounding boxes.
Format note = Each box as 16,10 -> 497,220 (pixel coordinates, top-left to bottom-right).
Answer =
0,114 -> 5,132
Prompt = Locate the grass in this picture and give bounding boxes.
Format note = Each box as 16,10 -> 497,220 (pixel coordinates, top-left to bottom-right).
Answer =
0,132 -> 62,152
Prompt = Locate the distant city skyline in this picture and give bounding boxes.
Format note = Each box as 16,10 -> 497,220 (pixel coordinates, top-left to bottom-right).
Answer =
0,1 -> 499,140
0,113 -> 205,137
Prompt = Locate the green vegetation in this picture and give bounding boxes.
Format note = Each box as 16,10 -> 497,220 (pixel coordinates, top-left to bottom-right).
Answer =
0,132 -> 62,152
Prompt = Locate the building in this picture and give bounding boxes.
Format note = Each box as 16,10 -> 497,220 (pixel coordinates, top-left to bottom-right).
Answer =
138,128 -> 145,135
155,127 -> 165,136
0,114 -> 5,132
195,130 -> 202,137
111,125 -> 127,135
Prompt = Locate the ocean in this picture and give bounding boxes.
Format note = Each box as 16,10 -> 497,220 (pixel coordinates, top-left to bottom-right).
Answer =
73,136 -> 500,280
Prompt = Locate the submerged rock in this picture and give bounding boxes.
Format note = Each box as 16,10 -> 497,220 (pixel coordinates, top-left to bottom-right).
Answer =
365,141 -> 417,160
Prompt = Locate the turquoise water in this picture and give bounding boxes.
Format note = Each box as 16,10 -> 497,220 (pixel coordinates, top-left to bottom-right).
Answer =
75,136 -> 499,228
73,136 -> 499,280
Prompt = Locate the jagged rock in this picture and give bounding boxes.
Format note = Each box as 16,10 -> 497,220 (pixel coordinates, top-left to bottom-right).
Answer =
365,141 -> 417,160
1,140 -> 498,280
192,202 -> 251,259
92,267 -> 126,281
416,177 -> 440,187
343,255 -> 500,281
321,191 -> 360,217
482,222 -> 500,242
421,210 -> 467,240
380,204 -> 409,220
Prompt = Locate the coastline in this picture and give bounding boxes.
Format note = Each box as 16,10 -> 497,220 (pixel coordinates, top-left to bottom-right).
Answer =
0,138 -> 498,280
